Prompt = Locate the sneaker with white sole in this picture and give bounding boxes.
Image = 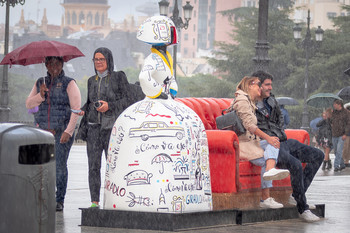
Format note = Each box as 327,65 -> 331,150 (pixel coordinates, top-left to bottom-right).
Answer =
260,197 -> 283,209
288,195 -> 316,209
263,168 -> 290,181
300,210 -> 320,222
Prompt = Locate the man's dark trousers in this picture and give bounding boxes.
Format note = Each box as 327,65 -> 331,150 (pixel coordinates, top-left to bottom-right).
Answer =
277,139 -> 324,214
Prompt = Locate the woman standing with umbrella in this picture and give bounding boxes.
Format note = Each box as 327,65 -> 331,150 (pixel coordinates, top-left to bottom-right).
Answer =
26,56 -> 82,211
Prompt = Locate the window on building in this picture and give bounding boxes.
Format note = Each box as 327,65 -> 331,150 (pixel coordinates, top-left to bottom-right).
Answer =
184,33 -> 188,41
102,13 -> 105,26
193,38 -> 195,46
72,12 -> 77,25
95,12 -> 100,25
184,48 -> 188,55
193,24 -> 196,32
79,12 -> 85,25
66,12 -> 70,25
87,12 -> 92,25
327,12 -> 337,18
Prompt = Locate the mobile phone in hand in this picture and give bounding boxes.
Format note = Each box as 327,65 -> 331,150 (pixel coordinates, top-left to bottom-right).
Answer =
71,109 -> 82,114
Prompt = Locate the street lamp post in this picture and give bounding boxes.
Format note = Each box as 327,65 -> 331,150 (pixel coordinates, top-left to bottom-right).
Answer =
0,0 -> 25,122
158,0 -> 193,78
293,9 -> 324,130
253,0 -> 271,72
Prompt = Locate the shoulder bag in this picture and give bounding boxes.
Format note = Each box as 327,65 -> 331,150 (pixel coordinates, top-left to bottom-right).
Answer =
216,108 -> 246,136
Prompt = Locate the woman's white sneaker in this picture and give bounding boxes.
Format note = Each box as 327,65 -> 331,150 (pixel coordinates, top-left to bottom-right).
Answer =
260,197 -> 283,209
263,168 -> 290,181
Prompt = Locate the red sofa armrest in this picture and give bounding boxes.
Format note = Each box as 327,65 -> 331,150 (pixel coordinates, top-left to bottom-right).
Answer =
206,130 -> 239,193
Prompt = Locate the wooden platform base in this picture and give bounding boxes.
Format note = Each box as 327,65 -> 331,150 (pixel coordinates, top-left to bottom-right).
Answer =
212,188 -> 292,210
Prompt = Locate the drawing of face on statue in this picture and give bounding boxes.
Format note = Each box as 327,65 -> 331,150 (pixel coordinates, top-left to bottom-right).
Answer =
137,15 -> 178,100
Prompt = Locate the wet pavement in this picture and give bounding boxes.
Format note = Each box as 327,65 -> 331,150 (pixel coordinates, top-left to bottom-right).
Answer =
56,144 -> 350,233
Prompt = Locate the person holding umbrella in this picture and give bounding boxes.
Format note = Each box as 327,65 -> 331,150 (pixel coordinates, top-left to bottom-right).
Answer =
76,47 -> 130,208
26,56 -> 82,212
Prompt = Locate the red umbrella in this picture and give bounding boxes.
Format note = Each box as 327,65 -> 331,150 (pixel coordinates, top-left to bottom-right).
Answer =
0,40 -> 84,67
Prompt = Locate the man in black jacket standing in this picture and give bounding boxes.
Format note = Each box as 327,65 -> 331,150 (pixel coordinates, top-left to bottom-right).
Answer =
252,70 -> 324,222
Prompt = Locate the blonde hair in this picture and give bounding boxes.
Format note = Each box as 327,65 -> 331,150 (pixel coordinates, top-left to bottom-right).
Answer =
236,76 -> 258,100
324,107 -> 332,118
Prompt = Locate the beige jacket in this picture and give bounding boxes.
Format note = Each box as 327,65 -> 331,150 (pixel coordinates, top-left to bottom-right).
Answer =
232,89 -> 264,161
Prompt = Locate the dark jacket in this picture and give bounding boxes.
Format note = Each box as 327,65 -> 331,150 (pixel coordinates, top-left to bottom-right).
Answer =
77,48 -> 130,140
316,119 -> 332,144
34,70 -> 73,131
256,94 -> 287,142
83,71 -> 129,128
331,108 -> 350,137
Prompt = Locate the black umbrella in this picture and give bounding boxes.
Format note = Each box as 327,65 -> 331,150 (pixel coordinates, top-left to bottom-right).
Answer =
345,67 -> 350,76
276,97 -> 299,106
337,86 -> 350,101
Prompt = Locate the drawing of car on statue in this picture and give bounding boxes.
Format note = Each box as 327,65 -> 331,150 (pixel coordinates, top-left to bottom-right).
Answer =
129,121 -> 185,141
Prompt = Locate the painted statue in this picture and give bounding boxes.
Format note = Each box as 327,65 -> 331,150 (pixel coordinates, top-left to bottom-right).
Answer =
103,16 -> 212,213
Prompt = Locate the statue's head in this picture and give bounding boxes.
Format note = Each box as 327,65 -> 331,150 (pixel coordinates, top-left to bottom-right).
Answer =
137,15 -> 178,46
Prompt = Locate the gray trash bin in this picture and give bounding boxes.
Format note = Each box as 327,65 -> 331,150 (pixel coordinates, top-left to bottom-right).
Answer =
0,123 -> 55,233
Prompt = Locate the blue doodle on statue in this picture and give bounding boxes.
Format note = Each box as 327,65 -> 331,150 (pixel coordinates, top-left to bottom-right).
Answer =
103,15 -> 212,213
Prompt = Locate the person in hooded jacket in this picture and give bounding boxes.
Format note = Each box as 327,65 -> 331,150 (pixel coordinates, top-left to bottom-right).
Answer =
77,47 -> 130,208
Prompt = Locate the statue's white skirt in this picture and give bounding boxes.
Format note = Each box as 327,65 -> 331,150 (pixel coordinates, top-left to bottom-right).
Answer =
103,98 -> 212,213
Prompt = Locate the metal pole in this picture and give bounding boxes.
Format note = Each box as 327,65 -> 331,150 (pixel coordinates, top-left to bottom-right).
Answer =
301,10 -> 311,130
0,0 -> 10,122
253,0 -> 270,72
172,0 -> 180,78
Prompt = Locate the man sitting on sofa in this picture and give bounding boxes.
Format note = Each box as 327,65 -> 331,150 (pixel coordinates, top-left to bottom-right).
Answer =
252,70 -> 324,222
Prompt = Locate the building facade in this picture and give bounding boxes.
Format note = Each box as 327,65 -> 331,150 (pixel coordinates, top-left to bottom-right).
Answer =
293,0 -> 350,29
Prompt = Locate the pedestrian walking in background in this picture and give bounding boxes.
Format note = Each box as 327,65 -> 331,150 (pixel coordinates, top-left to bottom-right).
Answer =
341,104 -> 350,167
76,47 -> 130,208
26,56 -> 81,211
316,108 -> 333,170
330,99 -> 350,172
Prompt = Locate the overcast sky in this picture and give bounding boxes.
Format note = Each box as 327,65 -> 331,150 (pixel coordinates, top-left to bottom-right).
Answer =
0,0 -> 160,26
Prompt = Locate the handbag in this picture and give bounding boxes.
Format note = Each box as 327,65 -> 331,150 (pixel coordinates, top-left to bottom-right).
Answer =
216,108 -> 246,136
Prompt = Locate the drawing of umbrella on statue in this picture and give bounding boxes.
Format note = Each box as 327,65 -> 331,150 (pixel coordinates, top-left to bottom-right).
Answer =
151,153 -> 173,174
276,97 -> 299,106
306,93 -> 342,109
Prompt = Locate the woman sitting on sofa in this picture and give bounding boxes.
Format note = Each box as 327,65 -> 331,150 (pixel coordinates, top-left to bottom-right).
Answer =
229,76 -> 290,209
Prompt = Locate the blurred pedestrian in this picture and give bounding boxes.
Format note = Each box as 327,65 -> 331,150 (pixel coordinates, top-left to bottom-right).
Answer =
316,108 -> 333,170
26,56 -> 81,211
342,104 -> 350,167
76,47 -> 130,208
330,99 -> 350,172
280,105 -> 290,129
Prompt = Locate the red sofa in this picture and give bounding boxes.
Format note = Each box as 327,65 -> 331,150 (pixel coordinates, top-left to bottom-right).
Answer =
176,97 -> 310,209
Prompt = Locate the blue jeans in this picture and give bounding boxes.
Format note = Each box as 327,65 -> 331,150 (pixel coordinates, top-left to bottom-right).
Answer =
250,140 -> 279,189
55,130 -> 74,203
277,139 -> 324,214
332,136 -> 345,168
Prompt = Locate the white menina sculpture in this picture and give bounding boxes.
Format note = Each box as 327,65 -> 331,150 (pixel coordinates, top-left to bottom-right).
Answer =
103,16 -> 212,213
